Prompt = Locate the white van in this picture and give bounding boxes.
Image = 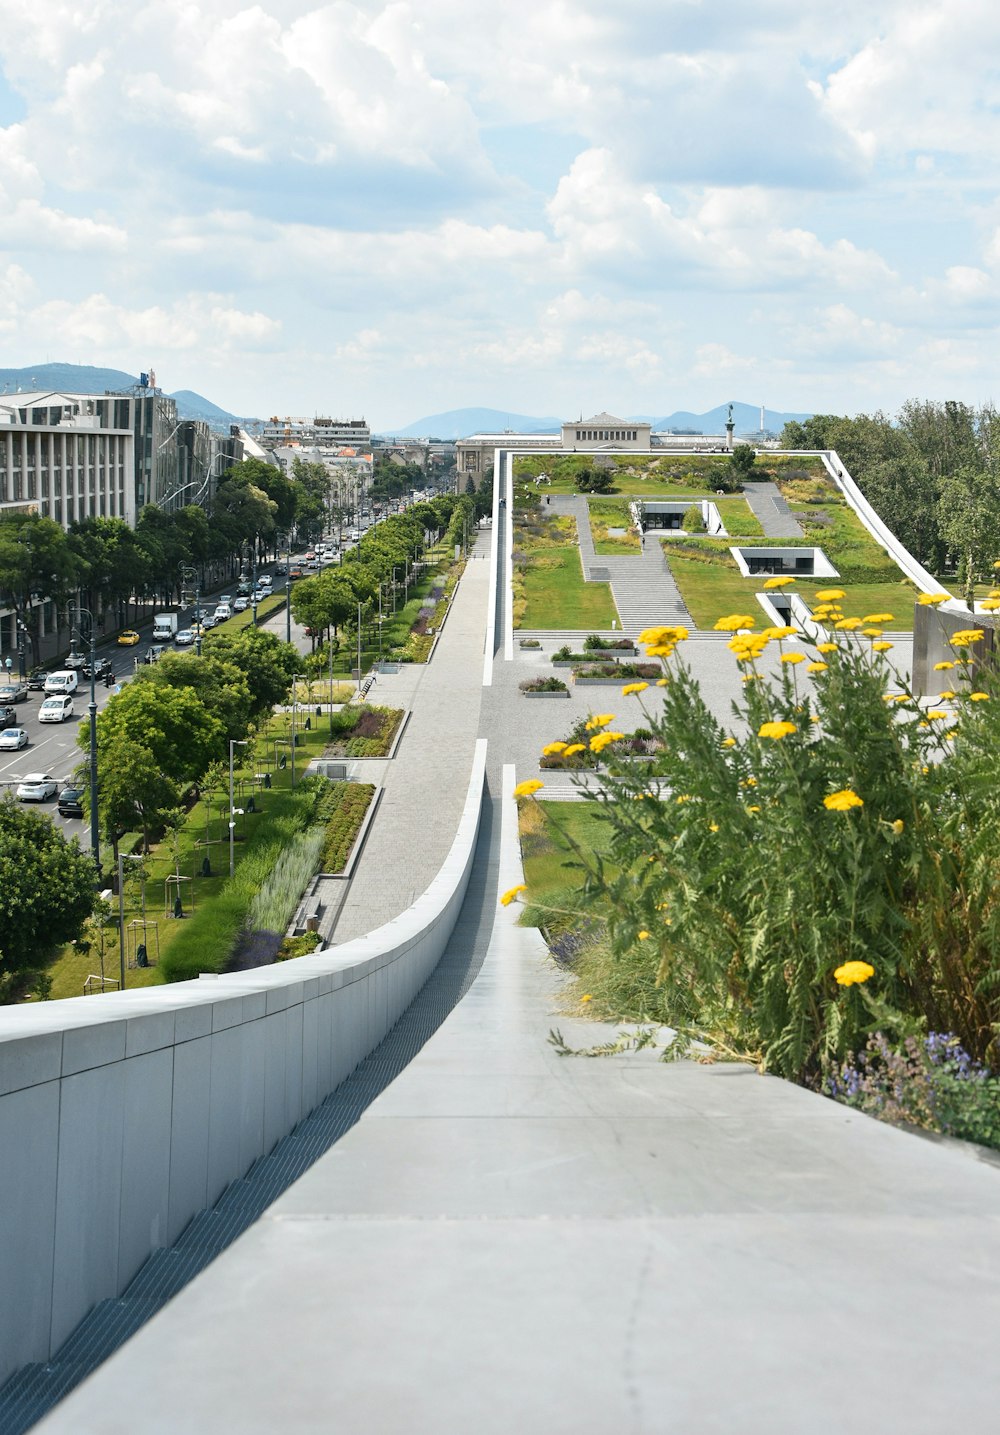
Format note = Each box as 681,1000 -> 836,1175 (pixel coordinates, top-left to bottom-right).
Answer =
214,604 -> 232,621
44,670 -> 79,696
39,695 -> 75,723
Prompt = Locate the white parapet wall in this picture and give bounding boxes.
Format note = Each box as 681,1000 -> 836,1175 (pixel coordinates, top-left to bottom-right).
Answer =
0,739 -> 489,1385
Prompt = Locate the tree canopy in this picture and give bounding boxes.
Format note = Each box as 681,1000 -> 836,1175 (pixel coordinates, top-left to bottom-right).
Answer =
0,799 -> 96,989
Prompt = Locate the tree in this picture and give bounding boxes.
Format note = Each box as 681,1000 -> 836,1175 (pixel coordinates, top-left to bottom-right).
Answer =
574,468 -> 616,493
142,651 -> 252,744
206,628 -> 300,716
0,512 -> 79,659
729,444 -> 757,481
97,735 -> 180,858
938,464 -> 1000,610
0,798 -> 96,995
780,415 -> 844,449
89,681 -> 225,786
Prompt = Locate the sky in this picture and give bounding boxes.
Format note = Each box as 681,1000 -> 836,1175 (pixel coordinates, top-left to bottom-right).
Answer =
1,0 -> 999,428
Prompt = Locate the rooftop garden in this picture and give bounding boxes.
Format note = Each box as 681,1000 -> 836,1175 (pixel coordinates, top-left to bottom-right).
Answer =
512,501 -> 619,630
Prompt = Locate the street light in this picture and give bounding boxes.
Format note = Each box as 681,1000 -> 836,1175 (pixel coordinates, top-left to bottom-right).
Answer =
179,564 -> 203,656
117,852 -> 144,990
69,605 -> 102,879
291,674 -> 307,788
229,739 -> 249,877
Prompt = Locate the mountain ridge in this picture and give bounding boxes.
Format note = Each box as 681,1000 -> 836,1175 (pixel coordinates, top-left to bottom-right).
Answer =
379,402 -> 813,440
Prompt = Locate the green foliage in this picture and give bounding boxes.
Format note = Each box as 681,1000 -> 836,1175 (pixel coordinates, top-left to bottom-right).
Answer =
0,798 -> 97,993
90,680 -> 225,785
574,468 -> 617,493
319,782 -> 375,872
248,825 -> 326,933
527,633 -> 1000,1082
520,676 -> 568,692
326,706 -> 402,757
729,444 -> 757,479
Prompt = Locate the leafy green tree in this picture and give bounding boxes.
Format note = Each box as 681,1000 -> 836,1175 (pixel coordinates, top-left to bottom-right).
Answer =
938,464 -> 1000,610
228,458 -> 296,534
141,651 -> 252,744
0,512 -> 79,657
780,415 -> 844,449
829,413 -> 942,569
0,798 -> 96,994
729,444 -> 757,481
89,680 -> 225,786
573,468 -> 616,494
96,735 -> 180,859
206,628 -> 299,716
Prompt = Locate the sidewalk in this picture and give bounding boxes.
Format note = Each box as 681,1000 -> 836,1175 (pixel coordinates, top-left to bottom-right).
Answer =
325,538 -> 491,943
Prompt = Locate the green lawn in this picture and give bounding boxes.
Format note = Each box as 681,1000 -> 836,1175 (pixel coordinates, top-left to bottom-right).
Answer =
519,544 -> 620,628
518,799 -> 614,934
667,551 -> 918,631
45,715 -> 348,1000
713,496 -> 764,538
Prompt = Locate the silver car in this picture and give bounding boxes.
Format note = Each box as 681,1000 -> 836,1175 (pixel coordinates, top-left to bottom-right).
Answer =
17,772 -> 58,801
0,726 -> 28,750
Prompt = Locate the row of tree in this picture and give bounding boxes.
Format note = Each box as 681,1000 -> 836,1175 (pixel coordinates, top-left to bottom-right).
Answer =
781,403 -> 1000,605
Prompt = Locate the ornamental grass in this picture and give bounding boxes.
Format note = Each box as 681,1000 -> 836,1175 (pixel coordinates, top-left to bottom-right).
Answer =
522,623 -> 1000,1082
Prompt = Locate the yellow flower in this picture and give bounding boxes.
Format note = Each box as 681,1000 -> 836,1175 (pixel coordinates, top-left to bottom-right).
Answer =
981,599 -> 1000,611
833,960 -> 875,987
500,884 -> 527,907
585,713 -> 615,730
622,682 -> 649,696
563,744 -> 585,756
781,652 -> 805,665
937,690 -> 956,700
970,692 -> 990,702
655,678 -> 668,687
763,576 -> 796,589
714,613 -> 757,631
513,779 -> 544,799
807,662 -> 828,674
637,930 -> 650,941
589,731 -> 624,753
758,720 -> 797,740
871,641 -> 894,652
814,588 -> 846,602
863,613 -> 895,624
861,627 -> 883,638
950,629 -> 985,647
709,822 -> 719,833
815,642 -> 838,655
721,736 -> 737,748
834,618 -> 862,631
824,789 -> 863,812
676,793 -> 692,803
542,741 -> 568,756
917,592 -> 950,606
926,709 -> 949,720
580,993 -> 593,1003
743,776 -> 757,787
763,625 -> 798,640
638,624 -> 688,645
746,805 -> 761,813
933,661 -> 955,671
891,819 -> 905,835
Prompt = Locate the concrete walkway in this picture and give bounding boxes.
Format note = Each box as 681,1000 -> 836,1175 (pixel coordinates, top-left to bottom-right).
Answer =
743,480 -> 805,538
552,494 -> 692,636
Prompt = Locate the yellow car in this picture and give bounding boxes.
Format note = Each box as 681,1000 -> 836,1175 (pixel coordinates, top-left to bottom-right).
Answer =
117,630 -> 141,646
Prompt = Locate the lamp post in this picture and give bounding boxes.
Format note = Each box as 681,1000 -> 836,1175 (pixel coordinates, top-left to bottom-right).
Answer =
356,603 -> 363,684
117,852 -> 144,990
179,564 -> 203,656
291,674 -> 307,788
71,605 -> 102,879
229,739 -> 249,877
283,533 -> 292,645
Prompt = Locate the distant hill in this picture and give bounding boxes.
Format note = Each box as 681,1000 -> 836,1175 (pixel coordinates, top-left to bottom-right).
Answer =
377,407 -> 562,440
0,363 -> 253,429
381,403 -> 813,441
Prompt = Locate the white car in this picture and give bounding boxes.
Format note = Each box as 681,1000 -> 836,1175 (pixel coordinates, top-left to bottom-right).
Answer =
175,629 -> 196,646
17,772 -> 58,802
232,597 -> 249,612
258,575 -> 273,591
39,696 -> 75,723
0,726 -> 28,750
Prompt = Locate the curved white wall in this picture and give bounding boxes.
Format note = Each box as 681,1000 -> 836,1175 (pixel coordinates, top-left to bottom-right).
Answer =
0,739 -> 488,1384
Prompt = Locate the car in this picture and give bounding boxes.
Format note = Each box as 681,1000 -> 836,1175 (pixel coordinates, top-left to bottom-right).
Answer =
0,704 -> 15,726
57,786 -> 85,818
16,772 -> 58,802
0,681 -> 28,703
232,597 -> 249,612
304,551 -> 316,561
64,650 -> 88,670
26,668 -> 47,691
118,630 -> 141,646
236,580 -> 252,596
174,629 -> 195,646
289,566 -> 303,579
0,727 -> 28,751
251,590 -> 266,605
144,644 -> 167,665
39,695 -> 75,723
199,613 -> 218,631
258,575 -> 273,590
81,656 -> 114,682
219,594 -> 235,606
273,563 -> 287,576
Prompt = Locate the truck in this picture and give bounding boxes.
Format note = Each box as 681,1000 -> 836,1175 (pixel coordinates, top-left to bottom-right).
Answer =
152,612 -> 179,641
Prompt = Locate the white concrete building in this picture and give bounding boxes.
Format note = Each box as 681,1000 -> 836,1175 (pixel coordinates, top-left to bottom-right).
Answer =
0,392 -> 135,527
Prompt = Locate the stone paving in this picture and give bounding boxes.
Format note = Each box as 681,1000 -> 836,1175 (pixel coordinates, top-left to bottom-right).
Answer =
742,479 -> 805,538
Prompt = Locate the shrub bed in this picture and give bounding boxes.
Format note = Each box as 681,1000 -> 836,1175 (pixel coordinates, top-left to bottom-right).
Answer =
520,676 -> 568,693
320,781 -> 376,872
572,662 -> 661,679
324,705 -> 403,757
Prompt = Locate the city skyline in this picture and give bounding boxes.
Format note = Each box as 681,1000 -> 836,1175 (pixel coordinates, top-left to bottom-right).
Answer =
1,2 -> 998,425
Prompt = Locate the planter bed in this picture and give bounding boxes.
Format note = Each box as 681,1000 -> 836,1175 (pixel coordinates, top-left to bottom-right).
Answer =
571,662 -> 661,684
523,688 -> 571,699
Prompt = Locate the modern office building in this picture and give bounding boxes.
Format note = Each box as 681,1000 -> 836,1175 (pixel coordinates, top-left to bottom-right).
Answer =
259,416 -> 371,448
0,392 -> 135,526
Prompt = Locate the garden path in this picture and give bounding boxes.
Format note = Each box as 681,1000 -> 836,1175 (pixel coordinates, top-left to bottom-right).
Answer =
550,494 -> 693,636
742,480 -> 805,538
